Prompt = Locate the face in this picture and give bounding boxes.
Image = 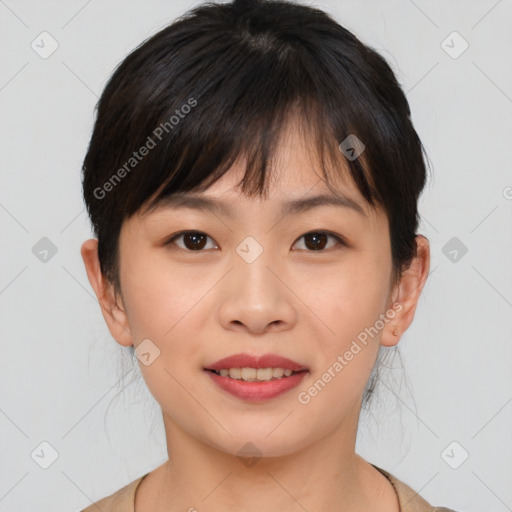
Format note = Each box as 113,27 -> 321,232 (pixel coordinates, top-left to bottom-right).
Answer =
84,120 -> 417,460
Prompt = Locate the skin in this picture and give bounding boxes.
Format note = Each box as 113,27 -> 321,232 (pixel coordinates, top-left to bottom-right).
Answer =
81,118 -> 430,512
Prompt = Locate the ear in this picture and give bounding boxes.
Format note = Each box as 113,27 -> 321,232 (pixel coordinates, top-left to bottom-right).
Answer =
80,238 -> 133,347
380,235 -> 430,347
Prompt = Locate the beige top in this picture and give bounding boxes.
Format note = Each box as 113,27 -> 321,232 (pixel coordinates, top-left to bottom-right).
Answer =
80,465 -> 457,512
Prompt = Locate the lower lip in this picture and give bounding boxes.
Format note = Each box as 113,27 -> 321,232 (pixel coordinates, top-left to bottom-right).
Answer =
205,370 -> 308,401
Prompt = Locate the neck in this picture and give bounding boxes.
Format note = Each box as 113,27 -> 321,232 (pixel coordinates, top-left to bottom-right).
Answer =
139,408 -> 397,512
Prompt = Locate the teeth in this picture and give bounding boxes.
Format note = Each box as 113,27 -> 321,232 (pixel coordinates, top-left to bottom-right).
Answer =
256,368 -> 273,380
213,367 -> 299,381
272,368 -> 284,378
241,367 -> 257,380
229,368 -> 242,379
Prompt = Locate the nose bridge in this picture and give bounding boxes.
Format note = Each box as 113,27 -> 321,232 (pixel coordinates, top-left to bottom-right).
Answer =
233,234 -> 278,300
216,234 -> 297,333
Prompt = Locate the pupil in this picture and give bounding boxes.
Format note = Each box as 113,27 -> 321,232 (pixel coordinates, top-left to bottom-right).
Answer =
185,232 -> 206,250
305,233 -> 326,250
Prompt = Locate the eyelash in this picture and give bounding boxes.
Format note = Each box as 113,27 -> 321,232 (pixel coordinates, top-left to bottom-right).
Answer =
164,230 -> 347,252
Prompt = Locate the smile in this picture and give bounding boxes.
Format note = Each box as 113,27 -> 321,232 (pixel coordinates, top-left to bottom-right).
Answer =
204,353 -> 309,401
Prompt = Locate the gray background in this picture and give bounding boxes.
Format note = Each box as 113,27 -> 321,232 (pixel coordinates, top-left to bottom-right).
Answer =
1,0 -> 511,510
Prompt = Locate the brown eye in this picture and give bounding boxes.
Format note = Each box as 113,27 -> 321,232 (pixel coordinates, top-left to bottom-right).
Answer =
166,231 -> 217,251
165,230 -> 345,252
293,231 -> 345,251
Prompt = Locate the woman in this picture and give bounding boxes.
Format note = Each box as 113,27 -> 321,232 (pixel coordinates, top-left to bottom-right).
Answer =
79,0 -> 458,510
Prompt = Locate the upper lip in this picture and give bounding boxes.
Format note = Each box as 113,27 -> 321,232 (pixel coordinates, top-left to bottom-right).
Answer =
205,353 -> 308,372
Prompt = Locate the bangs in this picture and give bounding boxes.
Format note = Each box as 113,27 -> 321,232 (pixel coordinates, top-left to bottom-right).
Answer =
87,17 -> 383,224
141,96 -> 379,218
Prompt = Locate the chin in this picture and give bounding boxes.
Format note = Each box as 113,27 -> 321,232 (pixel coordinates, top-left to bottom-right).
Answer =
212,436 -> 306,461
198,420 -> 316,461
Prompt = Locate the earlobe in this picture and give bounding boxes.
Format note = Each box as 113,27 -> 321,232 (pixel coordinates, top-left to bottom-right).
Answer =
380,301 -> 402,347
80,238 -> 133,347
381,235 -> 430,347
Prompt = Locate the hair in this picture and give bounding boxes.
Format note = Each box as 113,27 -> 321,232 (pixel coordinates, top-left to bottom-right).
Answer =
82,0 -> 431,410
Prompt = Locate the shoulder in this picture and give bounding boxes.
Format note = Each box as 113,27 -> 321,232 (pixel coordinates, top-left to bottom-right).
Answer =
79,474 -> 147,512
372,464 -> 461,512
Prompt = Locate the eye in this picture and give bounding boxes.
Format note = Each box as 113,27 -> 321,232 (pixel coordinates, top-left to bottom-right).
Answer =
292,231 -> 346,251
165,231 -> 218,251
164,230 -> 346,252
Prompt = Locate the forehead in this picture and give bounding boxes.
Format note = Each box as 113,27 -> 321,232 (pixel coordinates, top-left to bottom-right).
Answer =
141,159 -> 372,222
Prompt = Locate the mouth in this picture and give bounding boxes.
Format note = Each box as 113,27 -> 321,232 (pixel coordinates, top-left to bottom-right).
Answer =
203,353 -> 309,401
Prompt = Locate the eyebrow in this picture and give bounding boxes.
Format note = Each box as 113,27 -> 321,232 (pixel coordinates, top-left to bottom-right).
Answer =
145,191 -> 366,218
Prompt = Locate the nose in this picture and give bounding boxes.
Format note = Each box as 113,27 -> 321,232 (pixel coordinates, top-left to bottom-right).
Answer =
216,249 -> 298,335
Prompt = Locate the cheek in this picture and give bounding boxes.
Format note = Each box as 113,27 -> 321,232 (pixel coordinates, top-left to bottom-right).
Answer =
119,247 -> 202,339
119,250 -> 217,385
119,257 -> 209,413
294,250 -> 391,410
294,257 -> 389,415
302,249 -> 392,338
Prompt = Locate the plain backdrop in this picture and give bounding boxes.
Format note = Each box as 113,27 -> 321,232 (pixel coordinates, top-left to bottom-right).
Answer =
1,0 -> 511,510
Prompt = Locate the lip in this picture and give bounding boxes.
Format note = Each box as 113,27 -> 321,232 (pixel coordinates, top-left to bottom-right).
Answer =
205,370 -> 308,402
204,353 -> 309,402
204,353 -> 308,372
